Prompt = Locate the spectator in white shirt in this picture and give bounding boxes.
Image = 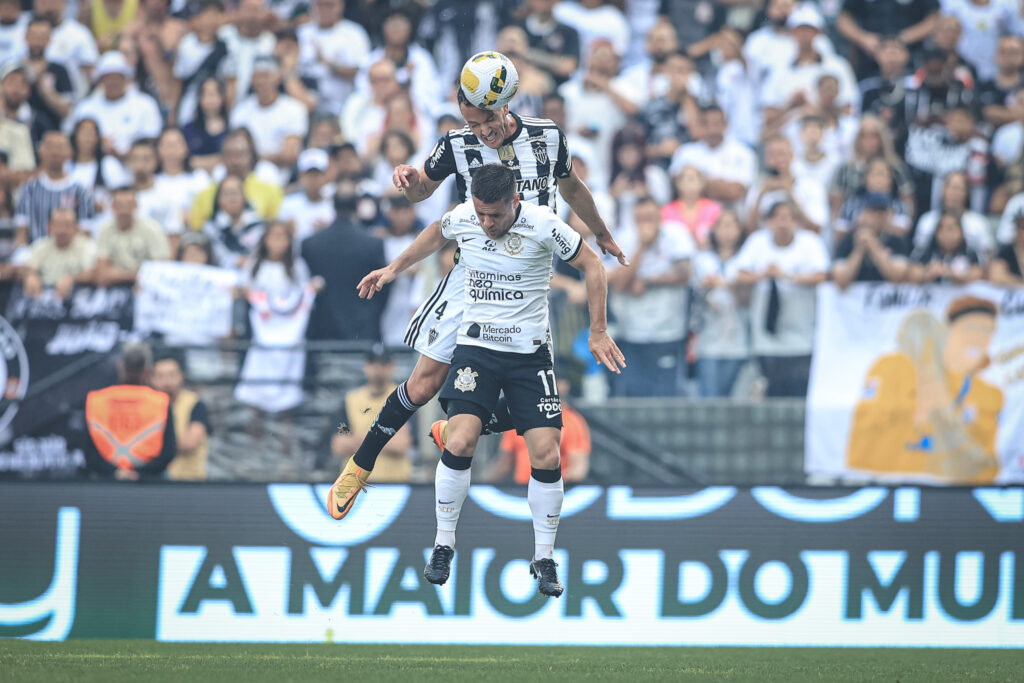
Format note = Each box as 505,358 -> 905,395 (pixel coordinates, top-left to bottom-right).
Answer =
154,127 -> 211,240
746,135 -> 828,235
230,56 -> 308,180
67,51 -> 162,158
744,0 -> 836,84
35,0 -> 98,98
607,196 -> 694,397
729,200 -> 828,398
0,0 -> 27,66
762,5 -> 860,133
913,171 -> 994,256
359,9 -> 441,114
219,0 -> 276,108
298,0 -> 371,114
373,194 -> 425,348
342,58 -> 400,148
553,0 -> 630,60
669,104 -> 757,206
278,148 -> 335,246
172,0 -> 228,126
619,20 -> 679,111
559,40 -> 635,178
128,138 -> 186,250
941,0 -> 1016,82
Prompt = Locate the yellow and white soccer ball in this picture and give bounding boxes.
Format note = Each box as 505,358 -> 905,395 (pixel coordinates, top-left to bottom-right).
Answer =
459,51 -> 519,110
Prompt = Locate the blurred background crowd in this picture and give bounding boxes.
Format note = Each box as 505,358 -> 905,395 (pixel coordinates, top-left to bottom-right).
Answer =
2,0 -> 1024,483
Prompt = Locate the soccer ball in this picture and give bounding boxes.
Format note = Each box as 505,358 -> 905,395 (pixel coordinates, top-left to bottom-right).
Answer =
459,51 -> 519,110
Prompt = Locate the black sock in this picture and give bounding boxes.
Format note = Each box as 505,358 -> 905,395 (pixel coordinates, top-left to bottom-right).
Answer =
441,449 -> 472,470
531,466 -> 562,483
352,382 -> 421,470
482,395 -> 515,435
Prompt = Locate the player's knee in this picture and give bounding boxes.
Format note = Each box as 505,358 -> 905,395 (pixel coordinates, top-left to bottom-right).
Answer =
444,427 -> 478,459
530,443 -> 561,470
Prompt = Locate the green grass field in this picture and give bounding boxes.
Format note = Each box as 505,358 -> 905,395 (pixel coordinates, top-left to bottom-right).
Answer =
2,641 -> 1023,682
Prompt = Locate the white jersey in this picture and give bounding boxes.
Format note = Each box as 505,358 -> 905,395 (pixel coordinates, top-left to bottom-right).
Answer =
440,200 -> 582,354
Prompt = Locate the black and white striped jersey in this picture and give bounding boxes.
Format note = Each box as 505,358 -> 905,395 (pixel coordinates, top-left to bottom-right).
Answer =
422,113 -> 573,210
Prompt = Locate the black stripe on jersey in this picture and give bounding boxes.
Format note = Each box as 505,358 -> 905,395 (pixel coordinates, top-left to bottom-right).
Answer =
524,123 -> 553,207
460,133 -> 485,201
564,238 -> 583,263
519,116 -> 557,128
405,267 -> 453,347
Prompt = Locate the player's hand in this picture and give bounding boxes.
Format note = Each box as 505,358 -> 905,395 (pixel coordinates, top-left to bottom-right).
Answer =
357,266 -> 397,299
595,232 -> 629,266
393,165 -> 421,191
589,329 -> 626,374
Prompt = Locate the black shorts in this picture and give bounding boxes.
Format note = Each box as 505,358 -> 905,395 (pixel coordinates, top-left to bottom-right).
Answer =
439,344 -> 562,434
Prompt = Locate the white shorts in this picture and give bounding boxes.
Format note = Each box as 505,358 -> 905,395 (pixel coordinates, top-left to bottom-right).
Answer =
404,262 -> 465,364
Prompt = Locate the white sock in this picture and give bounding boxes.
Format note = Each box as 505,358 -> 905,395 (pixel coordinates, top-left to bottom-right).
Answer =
434,458 -> 471,548
528,473 -> 563,561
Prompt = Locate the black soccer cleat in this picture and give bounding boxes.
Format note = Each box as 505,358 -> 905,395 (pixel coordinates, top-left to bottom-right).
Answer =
424,545 -> 454,585
530,558 -> 564,597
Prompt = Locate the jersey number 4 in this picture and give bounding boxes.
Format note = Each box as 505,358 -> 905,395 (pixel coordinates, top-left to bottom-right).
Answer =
434,301 -> 448,320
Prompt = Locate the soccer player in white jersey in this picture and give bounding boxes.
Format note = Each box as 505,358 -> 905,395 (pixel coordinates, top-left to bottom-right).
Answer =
360,164 -> 625,596
327,51 -> 625,521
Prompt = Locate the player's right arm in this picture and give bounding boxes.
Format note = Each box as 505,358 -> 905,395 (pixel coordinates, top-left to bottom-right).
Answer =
357,219 -> 446,299
568,242 -> 627,374
393,134 -> 455,203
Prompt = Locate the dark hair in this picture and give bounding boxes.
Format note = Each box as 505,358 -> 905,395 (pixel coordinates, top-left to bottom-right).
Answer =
48,205 -> 76,223
699,104 -> 724,118
27,14 -> 55,29
250,221 -> 296,281
195,77 -> 229,138
223,127 -> 257,174
70,117 -> 107,188
470,164 -> 517,204
930,210 -> 967,255
153,349 -> 187,375
197,0 -> 225,13
633,195 -> 660,211
111,185 -> 136,198
176,232 -> 215,264
129,137 -> 157,154
212,174 -> 250,213
378,129 -> 415,161
708,209 -> 746,255
156,126 -> 194,173
610,124 -> 647,184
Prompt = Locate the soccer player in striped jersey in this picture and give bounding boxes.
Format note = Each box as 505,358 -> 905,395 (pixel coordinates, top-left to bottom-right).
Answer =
328,51 -> 625,521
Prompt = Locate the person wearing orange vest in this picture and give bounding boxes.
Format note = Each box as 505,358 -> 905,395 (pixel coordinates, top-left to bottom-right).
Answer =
85,342 -> 176,480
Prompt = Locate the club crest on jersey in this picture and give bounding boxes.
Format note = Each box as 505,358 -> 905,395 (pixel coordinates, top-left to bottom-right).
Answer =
428,326 -> 438,345
498,144 -> 515,161
532,141 -> 548,165
503,233 -> 524,255
454,367 -> 478,392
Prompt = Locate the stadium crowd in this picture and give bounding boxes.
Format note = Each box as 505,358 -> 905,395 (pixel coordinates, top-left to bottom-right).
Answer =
4,0 -> 1024,418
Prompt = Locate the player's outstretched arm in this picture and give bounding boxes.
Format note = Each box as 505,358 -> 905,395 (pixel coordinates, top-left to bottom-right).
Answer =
569,242 -> 627,374
393,164 -> 443,203
559,170 -> 629,266
357,220 -> 445,299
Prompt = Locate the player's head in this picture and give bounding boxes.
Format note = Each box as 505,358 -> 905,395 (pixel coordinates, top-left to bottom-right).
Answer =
458,52 -> 518,148
471,163 -> 520,239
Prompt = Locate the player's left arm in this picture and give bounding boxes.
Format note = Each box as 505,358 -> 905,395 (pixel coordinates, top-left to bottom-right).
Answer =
358,219 -> 446,299
555,131 -> 628,266
568,242 -> 627,374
